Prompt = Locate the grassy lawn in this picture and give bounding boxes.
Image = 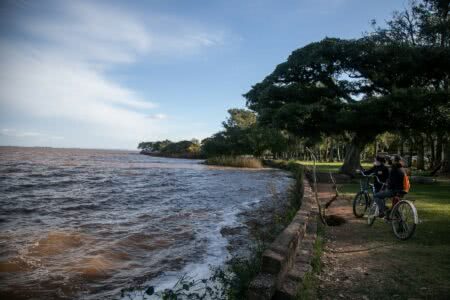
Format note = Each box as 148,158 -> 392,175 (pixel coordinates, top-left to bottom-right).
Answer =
293,161 -> 372,173
339,180 -> 450,297
341,180 -> 450,246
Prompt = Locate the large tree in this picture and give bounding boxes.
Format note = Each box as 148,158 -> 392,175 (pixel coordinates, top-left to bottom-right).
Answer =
244,38 -> 380,174
244,35 -> 450,175
370,0 -> 450,172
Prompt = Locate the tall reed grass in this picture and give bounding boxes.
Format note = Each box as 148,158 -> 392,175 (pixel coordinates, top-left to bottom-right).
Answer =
205,156 -> 263,168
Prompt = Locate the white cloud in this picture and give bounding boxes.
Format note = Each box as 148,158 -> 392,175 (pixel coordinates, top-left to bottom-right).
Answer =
147,113 -> 168,120
17,1 -> 226,63
19,1 -> 151,65
0,0 -> 226,148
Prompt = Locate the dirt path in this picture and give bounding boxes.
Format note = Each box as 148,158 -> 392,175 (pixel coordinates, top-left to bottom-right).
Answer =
315,183 -> 449,300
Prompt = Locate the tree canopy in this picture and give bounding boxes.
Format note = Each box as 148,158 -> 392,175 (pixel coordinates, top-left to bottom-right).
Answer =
244,35 -> 450,174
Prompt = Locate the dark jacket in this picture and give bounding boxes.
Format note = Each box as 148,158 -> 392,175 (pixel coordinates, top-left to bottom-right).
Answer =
365,164 -> 389,192
388,163 -> 406,191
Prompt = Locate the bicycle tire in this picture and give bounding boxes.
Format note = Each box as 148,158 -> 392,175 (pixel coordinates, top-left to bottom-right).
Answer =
367,202 -> 377,226
353,191 -> 369,218
391,200 -> 417,240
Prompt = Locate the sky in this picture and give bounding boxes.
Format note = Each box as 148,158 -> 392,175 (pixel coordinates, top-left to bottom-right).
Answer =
0,0 -> 407,150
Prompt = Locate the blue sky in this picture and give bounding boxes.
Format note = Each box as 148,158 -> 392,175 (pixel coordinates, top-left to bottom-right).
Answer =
0,0 -> 406,149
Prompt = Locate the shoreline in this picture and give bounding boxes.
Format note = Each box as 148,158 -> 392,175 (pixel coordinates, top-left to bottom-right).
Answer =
126,165 -> 294,298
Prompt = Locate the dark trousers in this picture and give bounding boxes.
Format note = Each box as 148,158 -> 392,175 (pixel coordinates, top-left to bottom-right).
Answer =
373,190 -> 395,214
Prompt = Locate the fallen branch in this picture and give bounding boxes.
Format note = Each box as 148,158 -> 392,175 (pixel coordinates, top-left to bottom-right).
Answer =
324,172 -> 340,209
306,147 -> 327,225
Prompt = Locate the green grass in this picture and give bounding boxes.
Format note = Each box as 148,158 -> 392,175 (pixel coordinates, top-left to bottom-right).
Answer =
205,156 -> 263,168
339,180 -> 450,297
341,180 -> 450,244
291,161 -> 372,173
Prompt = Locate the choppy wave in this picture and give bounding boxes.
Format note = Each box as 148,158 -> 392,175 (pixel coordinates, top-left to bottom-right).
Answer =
0,147 -> 292,299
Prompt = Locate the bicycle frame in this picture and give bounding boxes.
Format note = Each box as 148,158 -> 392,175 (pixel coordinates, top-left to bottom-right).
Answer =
358,170 -> 386,196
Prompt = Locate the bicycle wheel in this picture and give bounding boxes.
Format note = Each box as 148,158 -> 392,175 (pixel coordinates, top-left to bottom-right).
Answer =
391,200 -> 417,240
353,191 -> 369,218
367,202 -> 378,226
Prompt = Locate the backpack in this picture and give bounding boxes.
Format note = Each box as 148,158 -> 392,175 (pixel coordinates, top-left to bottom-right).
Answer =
403,174 -> 411,193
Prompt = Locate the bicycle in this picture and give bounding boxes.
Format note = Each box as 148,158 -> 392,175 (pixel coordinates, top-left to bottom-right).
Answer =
352,171 -> 386,218
366,192 -> 419,240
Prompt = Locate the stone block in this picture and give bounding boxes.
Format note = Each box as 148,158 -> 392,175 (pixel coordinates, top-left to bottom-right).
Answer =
296,248 -> 312,261
306,219 -> 317,234
288,263 -> 312,281
247,273 -> 277,300
301,202 -> 312,212
300,239 -> 315,252
271,227 -> 298,254
292,211 -> 308,224
262,249 -> 285,274
274,278 -> 299,300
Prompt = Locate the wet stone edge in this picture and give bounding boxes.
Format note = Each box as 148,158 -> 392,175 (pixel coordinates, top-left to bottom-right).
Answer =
247,179 -> 319,300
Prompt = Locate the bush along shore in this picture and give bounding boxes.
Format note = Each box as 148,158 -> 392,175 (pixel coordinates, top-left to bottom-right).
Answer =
121,162 -> 306,300
205,156 -> 263,168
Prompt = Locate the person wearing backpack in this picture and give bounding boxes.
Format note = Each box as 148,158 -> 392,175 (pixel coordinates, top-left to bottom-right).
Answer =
373,155 -> 410,218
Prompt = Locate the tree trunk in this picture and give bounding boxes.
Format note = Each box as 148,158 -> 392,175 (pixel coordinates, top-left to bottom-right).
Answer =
440,137 -> 450,175
436,134 -> 443,165
328,140 -> 334,162
337,145 -> 341,161
340,136 -> 368,176
325,140 -> 330,162
417,135 -> 425,170
407,137 -> 413,168
428,135 -> 435,169
400,136 -> 405,156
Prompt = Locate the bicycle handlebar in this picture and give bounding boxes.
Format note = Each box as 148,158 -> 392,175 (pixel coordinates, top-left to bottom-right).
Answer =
356,169 -> 386,185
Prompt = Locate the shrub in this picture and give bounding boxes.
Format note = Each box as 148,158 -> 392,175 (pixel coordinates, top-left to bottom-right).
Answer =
205,156 -> 263,168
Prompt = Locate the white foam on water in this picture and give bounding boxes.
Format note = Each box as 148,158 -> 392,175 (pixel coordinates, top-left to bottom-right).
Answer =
127,202 -> 250,299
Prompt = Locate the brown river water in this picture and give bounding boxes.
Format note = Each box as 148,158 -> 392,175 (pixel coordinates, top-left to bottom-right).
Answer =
0,147 -> 292,299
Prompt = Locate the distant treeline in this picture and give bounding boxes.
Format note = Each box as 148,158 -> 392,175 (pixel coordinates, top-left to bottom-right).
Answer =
138,139 -> 202,159
137,109 -> 291,160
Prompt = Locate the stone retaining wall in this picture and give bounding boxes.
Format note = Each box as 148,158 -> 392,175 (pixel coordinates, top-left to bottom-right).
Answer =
247,179 -> 318,300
